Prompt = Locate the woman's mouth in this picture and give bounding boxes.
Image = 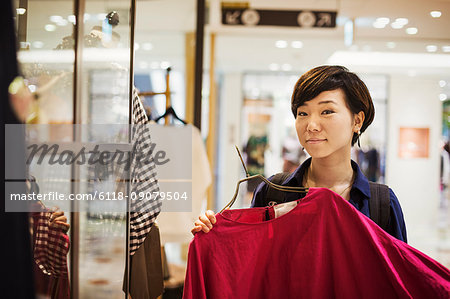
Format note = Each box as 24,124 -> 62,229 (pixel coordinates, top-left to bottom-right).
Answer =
306,139 -> 326,144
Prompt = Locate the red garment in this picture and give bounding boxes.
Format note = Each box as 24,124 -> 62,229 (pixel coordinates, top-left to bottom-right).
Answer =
32,210 -> 70,299
183,188 -> 450,299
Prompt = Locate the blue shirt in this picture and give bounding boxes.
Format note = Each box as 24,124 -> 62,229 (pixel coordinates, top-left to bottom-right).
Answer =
251,158 -> 408,243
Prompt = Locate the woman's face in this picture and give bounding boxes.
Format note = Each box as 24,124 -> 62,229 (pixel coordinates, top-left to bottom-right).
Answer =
295,89 -> 363,159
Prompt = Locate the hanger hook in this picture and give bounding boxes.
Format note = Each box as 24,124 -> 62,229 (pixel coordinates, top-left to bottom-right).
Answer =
235,145 -> 249,177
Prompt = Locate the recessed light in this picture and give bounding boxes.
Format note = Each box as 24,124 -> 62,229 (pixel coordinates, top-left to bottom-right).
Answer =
16,8 -> 26,15
139,62 -> 148,69
439,94 -> 447,101
442,46 -> 450,53
44,24 -> 56,32
160,61 -> 171,69
375,17 -> 390,24
395,18 -> 408,25
439,80 -> 446,88
32,41 -> 44,49
56,19 -> 68,26
150,62 -> 160,69
373,21 -> 387,29
269,63 -> 280,71
391,22 -> 403,29
386,42 -> 396,49
408,70 -> 417,77
406,27 -> 418,35
275,40 -> 288,48
430,11 -> 442,18
68,15 -> 76,24
50,15 -> 63,23
281,64 -> 292,71
142,43 -> 153,51
426,45 -> 437,52
291,41 -> 303,49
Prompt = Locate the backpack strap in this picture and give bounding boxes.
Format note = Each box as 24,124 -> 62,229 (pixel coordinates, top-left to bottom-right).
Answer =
264,172 -> 292,206
368,182 -> 391,231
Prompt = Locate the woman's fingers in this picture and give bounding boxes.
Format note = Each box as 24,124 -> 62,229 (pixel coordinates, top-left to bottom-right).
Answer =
205,210 -> 216,224
199,215 -> 212,229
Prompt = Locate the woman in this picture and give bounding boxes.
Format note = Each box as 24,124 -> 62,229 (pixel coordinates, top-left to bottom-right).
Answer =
192,65 -> 407,242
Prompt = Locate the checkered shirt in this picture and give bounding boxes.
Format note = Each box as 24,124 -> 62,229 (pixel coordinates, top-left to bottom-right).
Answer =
32,210 -> 70,276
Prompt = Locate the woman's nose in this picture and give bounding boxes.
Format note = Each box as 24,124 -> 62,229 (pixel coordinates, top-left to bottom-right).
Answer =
306,116 -> 321,132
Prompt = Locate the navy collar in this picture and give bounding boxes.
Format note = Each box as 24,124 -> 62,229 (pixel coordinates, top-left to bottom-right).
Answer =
282,157 -> 371,198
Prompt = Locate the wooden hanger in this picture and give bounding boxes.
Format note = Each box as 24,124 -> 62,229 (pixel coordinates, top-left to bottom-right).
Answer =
220,146 -> 308,213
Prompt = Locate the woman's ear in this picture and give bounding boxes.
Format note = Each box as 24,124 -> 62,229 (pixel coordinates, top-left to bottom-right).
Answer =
354,111 -> 365,132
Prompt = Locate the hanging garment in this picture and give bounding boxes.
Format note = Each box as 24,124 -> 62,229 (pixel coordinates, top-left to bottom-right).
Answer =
183,188 -> 450,299
123,224 -> 164,299
32,210 -> 70,299
156,124 -> 212,244
128,88 -> 162,254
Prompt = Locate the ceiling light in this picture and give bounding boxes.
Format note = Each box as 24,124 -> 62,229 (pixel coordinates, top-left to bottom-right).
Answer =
406,27 -> 418,35
16,8 -> 26,15
395,18 -> 408,25
32,41 -> 44,49
291,41 -> 303,49
281,64 -> 292,71
68,15 -> 76,24
150,62 -> 160,69
50,15 -> 63,23
430,11 -> 442,18
44,24 -> 56,32
439,80 -> 446,88
426,45 -> 438,52
375,17 -> 390,24
139,62 -> 148,69
56,19 -> 68,26
386,42 -> 396,49
408,70 -> 417,77
439,94 -> 447,101
373,21 -> 387,29
275,40 -> 288,48
391,21 -> 404,29
269,63 -> 280,71
327,51 -> 450,68
442,46 -> 450,53
160,61 -> 171,69
142,43 -> 153,51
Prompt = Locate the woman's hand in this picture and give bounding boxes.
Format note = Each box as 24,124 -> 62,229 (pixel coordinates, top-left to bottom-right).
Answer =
191,210 -> 216,235
49,210 -> 70,233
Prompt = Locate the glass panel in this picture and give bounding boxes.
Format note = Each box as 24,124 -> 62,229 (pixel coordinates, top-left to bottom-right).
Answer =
78,1 -> 133,298
15,1 -> 75,298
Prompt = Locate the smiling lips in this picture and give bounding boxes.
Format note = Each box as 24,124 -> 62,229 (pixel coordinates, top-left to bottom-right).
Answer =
306,138 -> 327,144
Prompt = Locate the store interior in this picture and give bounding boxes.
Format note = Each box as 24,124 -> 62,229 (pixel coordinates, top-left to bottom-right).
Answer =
11,0 -> 450,298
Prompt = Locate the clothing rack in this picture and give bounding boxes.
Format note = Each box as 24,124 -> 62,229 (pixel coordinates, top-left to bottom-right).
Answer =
138,67 -> 172,126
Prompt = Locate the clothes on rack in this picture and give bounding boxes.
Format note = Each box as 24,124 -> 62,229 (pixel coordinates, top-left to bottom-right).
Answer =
183,188 -> 450,299
156,124 -> 212,244
127,87 -> 163,254
123,224 -> 164,299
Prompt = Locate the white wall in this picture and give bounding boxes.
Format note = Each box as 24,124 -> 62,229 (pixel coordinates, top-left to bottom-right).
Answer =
386,75 -> 443,255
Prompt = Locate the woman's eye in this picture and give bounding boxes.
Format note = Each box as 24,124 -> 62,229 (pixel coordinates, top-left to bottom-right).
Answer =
297,112 -> 307,116
322,110 -> 334,115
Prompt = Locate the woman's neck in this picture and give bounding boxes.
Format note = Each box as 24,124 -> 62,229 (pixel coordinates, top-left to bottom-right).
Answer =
305,156 -> 354,189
